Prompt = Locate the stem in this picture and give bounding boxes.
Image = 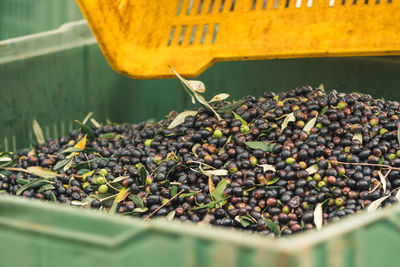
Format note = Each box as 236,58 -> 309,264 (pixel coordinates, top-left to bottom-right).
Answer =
330,160 -> 400,171
145,189 -> 185,221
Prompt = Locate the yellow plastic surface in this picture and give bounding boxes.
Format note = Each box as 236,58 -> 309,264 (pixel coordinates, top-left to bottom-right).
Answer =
76,0 -> 400,78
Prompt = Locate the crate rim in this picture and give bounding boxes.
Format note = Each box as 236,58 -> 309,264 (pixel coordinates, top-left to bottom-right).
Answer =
0,194 -> 398,254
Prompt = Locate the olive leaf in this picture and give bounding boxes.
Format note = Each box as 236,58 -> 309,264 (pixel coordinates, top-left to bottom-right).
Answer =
129,194 -> 144,209
0,157 -> 18,168
99,133 -> 118,140
54,157 -> 73,171
90,118 -> 101,128
71,200 -> 89,207
26,166 -> 60,179
203,169 -> 228,176
378,170 -> 390,194
236,216 -> 250,228
32,119 -> 45,145
314,203 -> 323,231
258,164 -> 276,173
75,135 -> 88,151
192,143 -> 201,158
318,83 -> 325,91
169,66 -> 221,120
16,179 -> 53,196
82,112 -> 93,125
37,184 -> 56,193
218,135 -> 232,155
352,132 -> 363,144
395,189 -> 400,201
216,100 -> 245,114
110,176 -> 130,183
16,178 -> 30,185
74,120 -> 95,142
110,187 -> 130,214
320,106 -> 329,116
244,141 -> 274,152
267,177 -> 279,185
209,93 -> 230,103
170,185 -> 178,198
281,113 -> 295,132
190,198 -> 228,210
63,157 -> 74,171
166,210 -> 176,221
367,195 -> 390,212
187,80 -> 206,93
232,112 -> 247,126
306,164 -> 319,175
49,191 -> 57,202
236,214 -> 256,228
303,116 -> 318,133
136,163 -> 148,185
262,217 -> 281,237
80,170 -> 95,179
168,110 -> 198,129
397,126 -> 400,146
211,178 -> 228,202
378,156 -> 385,164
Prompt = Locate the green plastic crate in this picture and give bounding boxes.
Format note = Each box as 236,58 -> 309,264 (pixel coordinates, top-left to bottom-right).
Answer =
0,20 -> 399,267
0,0 -> 82,40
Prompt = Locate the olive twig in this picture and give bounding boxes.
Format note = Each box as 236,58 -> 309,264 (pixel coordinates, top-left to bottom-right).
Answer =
145,189 -> 185,221
330,160 -> 400,171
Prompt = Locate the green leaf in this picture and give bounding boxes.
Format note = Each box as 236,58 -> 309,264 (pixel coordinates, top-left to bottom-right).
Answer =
238,216 -> 251,227
16,179 -> 53,196
258,127 -> 277,138
77,169 -> 91,176
49,191 -> 57,202
232,112 -> 247,126
129,194 -> 144,209
262,217 -> 281,237
110,187 -> 130,214
0,158 -> 18,168
190,198 -> 228,210
320,106 -> 329,116
74,120 -> 95,142
244,141 -> 274,152
16,178 -> 30,185
267,177 -> 279,185
211,178 -> 228,202
378,156 -> 385,164
32,119 -> 45,145
26,166 -> 59,179
179,192 -> 196,198
37,184 -> 56,193
54,157 -> 73,171
136,163 -> 148,185
216,100 -> 245,114
99,133 -> 118,140
170,185 -> 178,198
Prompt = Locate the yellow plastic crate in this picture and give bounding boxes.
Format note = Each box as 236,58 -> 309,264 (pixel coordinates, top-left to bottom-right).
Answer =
76,0 -> 400,79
